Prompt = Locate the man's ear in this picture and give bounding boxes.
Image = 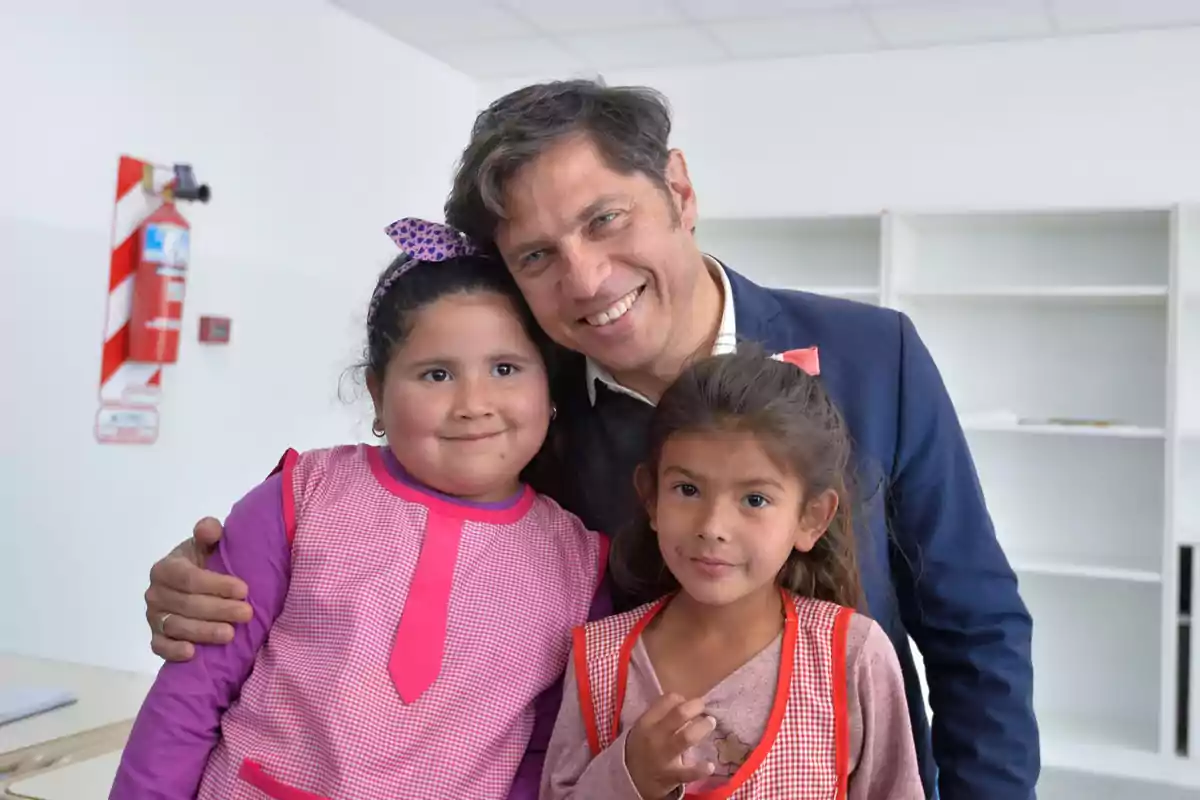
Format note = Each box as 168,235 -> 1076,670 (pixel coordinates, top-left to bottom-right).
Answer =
794,488 -> 839,553
633,464 -> 659,531
664,149 -> 697,233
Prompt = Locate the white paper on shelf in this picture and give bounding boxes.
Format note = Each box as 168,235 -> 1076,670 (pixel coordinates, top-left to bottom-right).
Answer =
0,687 -> 77,727
958,409 -> 1020,427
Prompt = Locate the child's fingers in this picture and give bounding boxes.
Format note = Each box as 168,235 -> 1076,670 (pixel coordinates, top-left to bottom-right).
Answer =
637,692 -> 689,729
667,712 -> 717,757
653,697 -> 708,739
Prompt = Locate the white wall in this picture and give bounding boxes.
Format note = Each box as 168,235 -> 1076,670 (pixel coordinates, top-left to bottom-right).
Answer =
480,27 -> 1200,217
0,0 -> 478,672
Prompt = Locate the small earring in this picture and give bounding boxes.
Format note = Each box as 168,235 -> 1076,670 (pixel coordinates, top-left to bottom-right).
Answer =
550,404 -> 557,421
371,419 -> 386,438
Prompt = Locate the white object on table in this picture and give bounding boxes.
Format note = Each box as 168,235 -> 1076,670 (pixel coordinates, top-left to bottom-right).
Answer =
0,654 -> 153,775
0,690 -> 76,728
4,751 -> 122,800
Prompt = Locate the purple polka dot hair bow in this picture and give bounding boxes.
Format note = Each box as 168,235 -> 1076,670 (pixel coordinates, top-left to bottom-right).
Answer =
385,217 -> 481,262
369,218 -> 482,322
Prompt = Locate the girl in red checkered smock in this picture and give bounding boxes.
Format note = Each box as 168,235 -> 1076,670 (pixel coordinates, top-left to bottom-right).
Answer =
111,219 -> 608,800
540,350 -> 924,800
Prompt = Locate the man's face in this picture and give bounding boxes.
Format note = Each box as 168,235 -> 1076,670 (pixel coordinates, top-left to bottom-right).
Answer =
494,135 -> 704,376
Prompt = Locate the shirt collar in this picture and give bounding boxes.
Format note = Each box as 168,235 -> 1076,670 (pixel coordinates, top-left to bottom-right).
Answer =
585,255 -> 736,406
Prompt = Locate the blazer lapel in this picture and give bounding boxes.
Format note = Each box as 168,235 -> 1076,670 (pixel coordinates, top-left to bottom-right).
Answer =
723,265 -> 781,345
724,265 -> 819,354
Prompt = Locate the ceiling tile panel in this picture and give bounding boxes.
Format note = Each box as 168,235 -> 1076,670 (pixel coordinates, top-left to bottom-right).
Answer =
503,0 -> 687,33
330,0 -> 1200,79
869,1 -> 1053,47
561,24 -> 724,70
424,35 -> 586,77
331,0 -> 535,43
705,9 -> 881,58
681,0 -> 857,23
1051,0 -> 1200,32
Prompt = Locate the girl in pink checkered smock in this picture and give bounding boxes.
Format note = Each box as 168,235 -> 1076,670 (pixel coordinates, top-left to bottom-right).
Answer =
111,219 -> 608,800
541,350 -> 924,800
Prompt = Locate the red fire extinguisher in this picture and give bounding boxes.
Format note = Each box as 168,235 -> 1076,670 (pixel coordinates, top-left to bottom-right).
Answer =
129,202 -> 190,363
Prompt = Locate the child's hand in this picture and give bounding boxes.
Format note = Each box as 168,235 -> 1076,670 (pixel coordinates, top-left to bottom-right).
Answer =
624,693 -> 716,799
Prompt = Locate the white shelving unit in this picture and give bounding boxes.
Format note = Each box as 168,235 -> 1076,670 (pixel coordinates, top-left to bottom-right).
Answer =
697,216 -> 883,305
698,207 -> 1200,798
1176,209 -> 1200,548
1176,209 -> 1200,799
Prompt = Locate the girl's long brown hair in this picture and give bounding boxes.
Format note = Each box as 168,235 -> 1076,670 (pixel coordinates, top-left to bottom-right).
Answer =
609,348 -> 864,610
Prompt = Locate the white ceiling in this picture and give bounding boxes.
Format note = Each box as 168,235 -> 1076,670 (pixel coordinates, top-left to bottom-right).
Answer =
330,0 -> 1200,80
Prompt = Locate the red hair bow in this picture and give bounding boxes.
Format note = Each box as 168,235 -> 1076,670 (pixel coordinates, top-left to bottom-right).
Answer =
772,346 -> 820,376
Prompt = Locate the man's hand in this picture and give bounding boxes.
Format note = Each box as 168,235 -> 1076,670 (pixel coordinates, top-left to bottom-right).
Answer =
625,694 -> 716,800
145,517 -> 252,662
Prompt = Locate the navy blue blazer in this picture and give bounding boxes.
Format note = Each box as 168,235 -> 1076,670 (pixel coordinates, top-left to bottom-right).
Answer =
540,267 -> 1040,799
725,267 -> 1040,797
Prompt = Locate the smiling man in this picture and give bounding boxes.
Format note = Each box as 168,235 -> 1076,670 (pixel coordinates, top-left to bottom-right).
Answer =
142,80 -> 1038,799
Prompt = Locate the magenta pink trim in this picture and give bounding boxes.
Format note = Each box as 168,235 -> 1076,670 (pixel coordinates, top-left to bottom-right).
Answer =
238,760 -> 329,800
279,449 -> 299,546
389,511 -> 465,703
365,445 -> 534,523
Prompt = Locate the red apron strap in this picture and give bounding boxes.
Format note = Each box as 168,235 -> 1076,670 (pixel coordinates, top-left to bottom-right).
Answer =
573,626 -> 602,757
831,606 -> 854,800
575,602 -> 665,757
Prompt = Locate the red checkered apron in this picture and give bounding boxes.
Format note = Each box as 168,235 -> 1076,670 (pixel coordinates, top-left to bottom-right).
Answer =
197,444 -> 606,800
573,589 -> 853,800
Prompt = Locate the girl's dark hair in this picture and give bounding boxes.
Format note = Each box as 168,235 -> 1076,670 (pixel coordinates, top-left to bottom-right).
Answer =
609,349 -> 864,610
363,253 -> 553,383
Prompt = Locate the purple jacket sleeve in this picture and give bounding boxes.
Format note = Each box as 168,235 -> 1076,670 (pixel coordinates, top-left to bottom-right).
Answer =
110,473 -> 292,800
506,576 -> 613,800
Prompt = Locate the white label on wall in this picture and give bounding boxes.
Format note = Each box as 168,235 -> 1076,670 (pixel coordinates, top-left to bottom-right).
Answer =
95,405 -> 160,445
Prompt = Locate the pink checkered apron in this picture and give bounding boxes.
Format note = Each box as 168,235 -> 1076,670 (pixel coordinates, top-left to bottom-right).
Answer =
573,589 -> 853,800
197,444 -> 607,800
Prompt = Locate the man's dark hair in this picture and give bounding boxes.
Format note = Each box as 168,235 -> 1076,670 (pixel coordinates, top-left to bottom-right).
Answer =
445,79 -> 674,247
